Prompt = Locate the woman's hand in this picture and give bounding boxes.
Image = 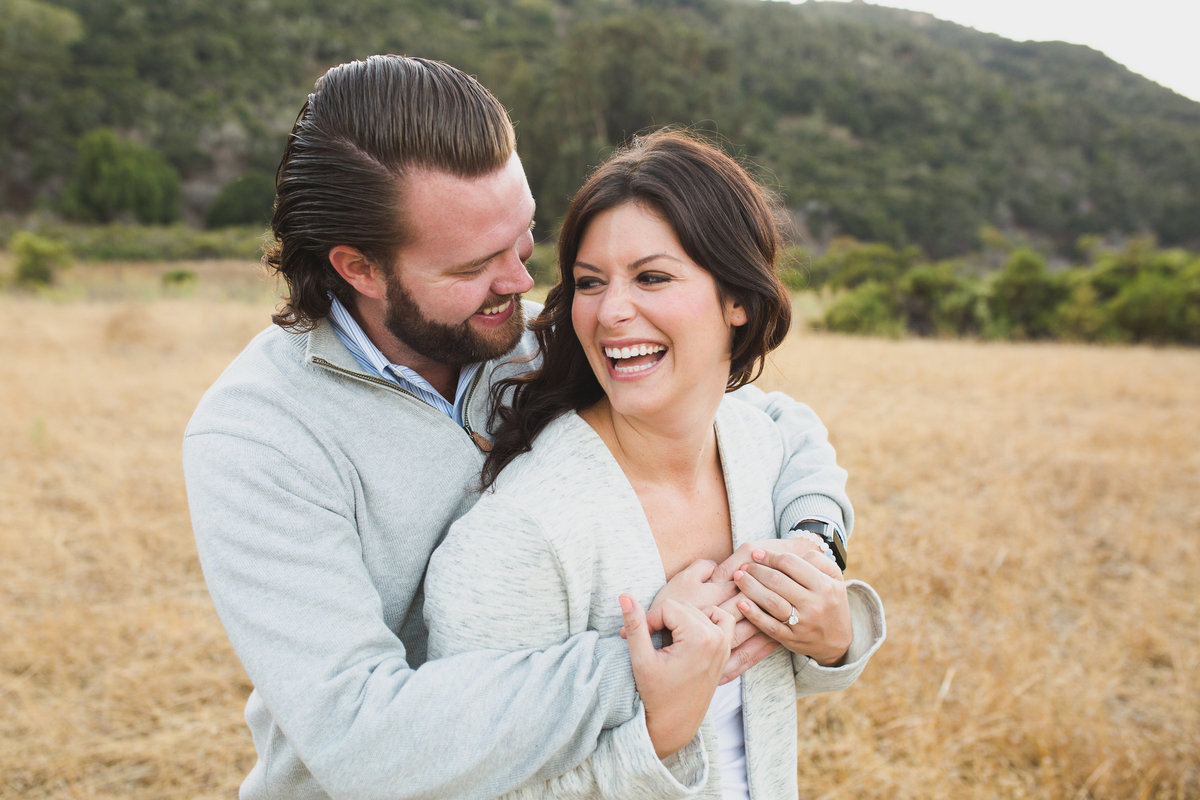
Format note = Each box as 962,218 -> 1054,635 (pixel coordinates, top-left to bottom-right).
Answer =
619,594 -> 734,759
732,548 -> 852,666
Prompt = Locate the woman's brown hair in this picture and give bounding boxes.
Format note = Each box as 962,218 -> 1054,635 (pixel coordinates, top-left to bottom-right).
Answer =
482,129 -> 791,487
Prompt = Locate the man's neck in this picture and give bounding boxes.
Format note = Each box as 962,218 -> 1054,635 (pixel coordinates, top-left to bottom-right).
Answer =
347,298 -> 462,402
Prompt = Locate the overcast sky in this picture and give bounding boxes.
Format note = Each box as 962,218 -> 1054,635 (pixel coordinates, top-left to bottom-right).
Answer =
804,0 -> 1200,102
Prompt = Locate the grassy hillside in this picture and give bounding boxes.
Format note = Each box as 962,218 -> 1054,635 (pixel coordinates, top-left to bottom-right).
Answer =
4,0 -> 1199,257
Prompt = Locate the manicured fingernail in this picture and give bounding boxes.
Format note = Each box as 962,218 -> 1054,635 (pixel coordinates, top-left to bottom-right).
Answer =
619,595 -> 633,613
732,570 -> 744,581
752,550 -> 767,561
737,600 -> 751,613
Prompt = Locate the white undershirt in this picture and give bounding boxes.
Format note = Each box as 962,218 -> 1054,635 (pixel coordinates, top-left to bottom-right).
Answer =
709,677 -> 751,800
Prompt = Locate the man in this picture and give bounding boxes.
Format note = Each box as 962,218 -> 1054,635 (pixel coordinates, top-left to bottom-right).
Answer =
183,55 -> 882,800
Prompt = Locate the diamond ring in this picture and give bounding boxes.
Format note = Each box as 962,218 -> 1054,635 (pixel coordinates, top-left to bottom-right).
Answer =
786,606 -> 799,626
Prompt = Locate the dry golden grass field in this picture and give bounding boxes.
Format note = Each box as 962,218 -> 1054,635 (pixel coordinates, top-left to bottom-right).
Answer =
2,260 -> 1198,799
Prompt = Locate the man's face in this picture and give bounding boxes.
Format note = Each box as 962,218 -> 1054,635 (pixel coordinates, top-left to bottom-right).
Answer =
381,152 -> 536,368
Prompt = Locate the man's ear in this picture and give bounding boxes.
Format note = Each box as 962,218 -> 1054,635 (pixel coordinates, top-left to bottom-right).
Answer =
329,245 -> 387,300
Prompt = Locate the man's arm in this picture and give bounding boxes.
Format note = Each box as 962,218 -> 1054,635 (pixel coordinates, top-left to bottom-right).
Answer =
184,430 -> 639,800
424,495 -> 713,800
727,384 -> 853,539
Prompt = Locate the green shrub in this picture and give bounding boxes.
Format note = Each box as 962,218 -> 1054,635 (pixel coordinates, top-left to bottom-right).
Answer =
818,239 -> 922,290
12,231 -> 71,285
898,262 -> 967,336
61,128 -> 181,224
986,249 -> 1069,339
33,222 -> 266,261
205,171 -> 276,229
822,281 -> 905,337
162,268 -> 197,286
1108,266 -> 1200,344
1055,272 -> 1126,342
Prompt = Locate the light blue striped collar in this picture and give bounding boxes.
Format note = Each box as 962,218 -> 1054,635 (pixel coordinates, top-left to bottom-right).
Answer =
326,295 -> 481,425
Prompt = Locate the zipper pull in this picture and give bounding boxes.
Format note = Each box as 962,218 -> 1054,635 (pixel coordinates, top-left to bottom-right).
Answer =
468,429 -> 493,452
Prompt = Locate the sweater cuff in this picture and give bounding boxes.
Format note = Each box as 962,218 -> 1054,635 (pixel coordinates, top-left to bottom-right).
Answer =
599,703 -> 707,797
779,494 -> 849,541
793,580 -> 886,696
593,636 -> 639,729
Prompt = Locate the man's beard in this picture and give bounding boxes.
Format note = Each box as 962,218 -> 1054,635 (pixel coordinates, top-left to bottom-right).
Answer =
382,269 -> 526,367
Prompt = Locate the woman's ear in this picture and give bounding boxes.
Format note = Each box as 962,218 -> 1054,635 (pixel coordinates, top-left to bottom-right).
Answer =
727,300 -> 748,328
329,245 -> 387,300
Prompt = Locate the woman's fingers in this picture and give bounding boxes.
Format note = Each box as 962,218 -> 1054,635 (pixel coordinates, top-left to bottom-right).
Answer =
619,594 -> 656,669
733,563 -> 799,624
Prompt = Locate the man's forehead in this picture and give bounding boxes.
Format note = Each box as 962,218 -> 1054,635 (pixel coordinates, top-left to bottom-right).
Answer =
396,154 -> 534,268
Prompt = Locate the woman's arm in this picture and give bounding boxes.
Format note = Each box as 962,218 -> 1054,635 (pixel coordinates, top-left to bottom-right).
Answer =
424,494 -> 714,800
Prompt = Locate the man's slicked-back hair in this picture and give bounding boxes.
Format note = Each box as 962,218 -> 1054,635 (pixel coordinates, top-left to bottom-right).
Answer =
265,55 -> 516,331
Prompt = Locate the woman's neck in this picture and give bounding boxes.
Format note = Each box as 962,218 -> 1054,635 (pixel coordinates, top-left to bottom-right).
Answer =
580,396 -> 721,489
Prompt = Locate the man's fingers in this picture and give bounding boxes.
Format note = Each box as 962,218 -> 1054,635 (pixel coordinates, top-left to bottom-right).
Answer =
643,603 -> 666,634
679,557 -> 718,583
717,594 -> 745,622
721,631 -> 779,683
711,545 -> 749,582
730,618 -> 759,649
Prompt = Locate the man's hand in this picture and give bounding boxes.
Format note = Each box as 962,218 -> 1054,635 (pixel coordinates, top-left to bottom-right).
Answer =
619,594 -> 733,759
732,548 -> 852,666
644,559 -> 737,632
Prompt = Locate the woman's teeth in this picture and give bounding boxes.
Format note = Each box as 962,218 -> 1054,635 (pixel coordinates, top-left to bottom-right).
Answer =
603,344 -> 666,359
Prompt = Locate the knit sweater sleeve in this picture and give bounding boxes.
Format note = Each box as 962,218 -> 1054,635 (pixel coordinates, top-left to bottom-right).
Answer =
184,427 -> 639,800
791,580 -> 887,696
727,383 -> 854,539
426,493 -> 707,800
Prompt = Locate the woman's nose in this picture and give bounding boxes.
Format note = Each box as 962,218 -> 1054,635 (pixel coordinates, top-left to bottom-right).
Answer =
597,282 -> 635,327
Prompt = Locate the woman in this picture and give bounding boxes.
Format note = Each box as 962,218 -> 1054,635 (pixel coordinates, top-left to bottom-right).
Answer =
425,130 -> 885,799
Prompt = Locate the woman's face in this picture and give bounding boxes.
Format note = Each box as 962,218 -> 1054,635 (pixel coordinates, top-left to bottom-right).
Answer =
570,202 -> 746,424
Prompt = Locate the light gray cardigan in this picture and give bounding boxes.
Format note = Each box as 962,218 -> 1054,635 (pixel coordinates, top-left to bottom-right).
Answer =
183,308 -> 863,800
426,400 -> 886,799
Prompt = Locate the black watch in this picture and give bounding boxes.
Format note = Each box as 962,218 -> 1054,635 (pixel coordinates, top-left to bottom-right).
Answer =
790,519 -> 847,572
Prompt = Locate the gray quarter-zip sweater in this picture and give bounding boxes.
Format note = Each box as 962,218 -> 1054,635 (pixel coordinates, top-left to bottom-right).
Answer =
183,304 -> 855,799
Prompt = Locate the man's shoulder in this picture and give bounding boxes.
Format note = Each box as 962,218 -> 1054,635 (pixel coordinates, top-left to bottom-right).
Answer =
185,323 -> 321,436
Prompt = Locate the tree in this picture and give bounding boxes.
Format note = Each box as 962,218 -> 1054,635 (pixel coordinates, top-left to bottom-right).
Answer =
61,128 -> 181,224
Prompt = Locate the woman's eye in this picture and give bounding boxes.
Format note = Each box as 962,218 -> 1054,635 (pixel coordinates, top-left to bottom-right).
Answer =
638,272 -> 671,285
573,277 -> 602,291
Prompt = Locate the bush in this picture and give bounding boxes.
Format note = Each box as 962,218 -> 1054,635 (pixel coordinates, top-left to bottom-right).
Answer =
30,222 -> 266,261
898,262 -> 967,336
986,249 -> 1069,339
1108,266 -> 1200,344
162,268 -> 197,286
822,281 -> 905,337
12,231 -> 71,285
205,171 -> 276,229
817,239 -> 922,290
61,128 -> 181,224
